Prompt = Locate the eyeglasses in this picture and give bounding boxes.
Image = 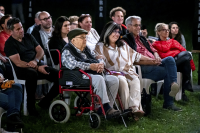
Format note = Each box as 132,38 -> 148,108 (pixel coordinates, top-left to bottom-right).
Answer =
40,16 -> 52,21
75,36 -> 86,40
71,22 -> 78,26
161,29 -> 170,32
130,24 -> 141,27
0,9 -> 4,12
113,30 -> 121,35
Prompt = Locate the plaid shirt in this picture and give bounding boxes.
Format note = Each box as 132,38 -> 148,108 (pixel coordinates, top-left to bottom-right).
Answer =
61,45 -> 93,70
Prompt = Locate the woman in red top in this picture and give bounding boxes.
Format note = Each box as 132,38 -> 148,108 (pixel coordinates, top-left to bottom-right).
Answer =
152,23 -> 195,102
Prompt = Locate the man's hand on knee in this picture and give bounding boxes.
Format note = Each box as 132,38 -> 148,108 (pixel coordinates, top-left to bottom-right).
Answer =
38,65 -> 49,75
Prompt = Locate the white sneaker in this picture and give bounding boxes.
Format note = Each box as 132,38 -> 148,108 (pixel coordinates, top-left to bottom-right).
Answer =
169,82 -> 180,97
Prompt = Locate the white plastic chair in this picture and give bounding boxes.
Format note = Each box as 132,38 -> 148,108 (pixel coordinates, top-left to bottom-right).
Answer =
135,65 -> 182,101
6,57 -> 51,116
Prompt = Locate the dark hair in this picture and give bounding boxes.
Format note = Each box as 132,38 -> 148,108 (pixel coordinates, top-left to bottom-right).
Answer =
141,25 -> 147,30
0,14 -> 11,29
169,22 -> 182,44
7,17 -> 21,31
78,14 -> 92,28
51,16 -> 70,39
109,7 -> 126,19
99,21 -> 124,47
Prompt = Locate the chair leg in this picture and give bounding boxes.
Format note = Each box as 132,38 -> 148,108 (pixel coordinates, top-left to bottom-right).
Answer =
156,82 -> 164,98
175,72 -> 182,101
23,86 -> 28,116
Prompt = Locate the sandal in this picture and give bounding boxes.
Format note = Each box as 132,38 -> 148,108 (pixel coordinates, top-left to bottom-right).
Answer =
130,106 -> 145,119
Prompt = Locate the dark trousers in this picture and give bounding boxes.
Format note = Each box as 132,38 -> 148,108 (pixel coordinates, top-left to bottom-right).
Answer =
176,60 -> 191,93
15,67 -> 59,110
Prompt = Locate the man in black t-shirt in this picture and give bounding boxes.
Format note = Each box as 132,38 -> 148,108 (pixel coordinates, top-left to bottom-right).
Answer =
4,17 -> 59,116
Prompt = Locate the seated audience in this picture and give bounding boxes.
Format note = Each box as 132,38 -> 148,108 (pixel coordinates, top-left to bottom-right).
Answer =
49,16 -> 70,52
0,71 -> 24,132
78,14 -> 99,52
169,22 -> 186,49
27,11 -> 41,34
122,16 -> 181,111
153,23 -> 195,101
95,22 -> 162,119
69,15 -> 79,30
4,18 -> 59,116
31,11 -> 54,54
61,28 -> 121,117
110,7 -> 127,37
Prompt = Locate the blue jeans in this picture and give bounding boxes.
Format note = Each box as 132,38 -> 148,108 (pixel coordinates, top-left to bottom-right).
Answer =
0,83 -> 23,117
141,56 -> 177,107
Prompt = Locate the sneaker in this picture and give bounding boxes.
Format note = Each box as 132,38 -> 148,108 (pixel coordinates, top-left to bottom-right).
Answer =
169,82 -> 180,97
182,93 -> 189,102
163,104 -> 182,111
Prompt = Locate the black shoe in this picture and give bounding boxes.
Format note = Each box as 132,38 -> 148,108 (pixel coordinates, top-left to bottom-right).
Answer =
163,104 -> 182,111
182,93 -> 189,102
6,114 -> 24,128
183,81 -> 193,92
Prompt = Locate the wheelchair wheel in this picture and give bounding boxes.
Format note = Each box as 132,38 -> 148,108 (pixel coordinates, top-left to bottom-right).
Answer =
89,113 -> 101,129
74,96 -> 91,114
49,100 -> 70,123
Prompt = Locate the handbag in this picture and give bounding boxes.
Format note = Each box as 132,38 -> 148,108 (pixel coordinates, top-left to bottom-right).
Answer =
141,88 -> 151,116
174,51 -> 192,66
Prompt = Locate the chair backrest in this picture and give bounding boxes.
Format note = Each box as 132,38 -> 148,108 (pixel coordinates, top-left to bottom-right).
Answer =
5,57 -> 19,84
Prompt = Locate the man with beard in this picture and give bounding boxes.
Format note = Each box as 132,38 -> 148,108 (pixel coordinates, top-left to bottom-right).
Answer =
31,11 -> 53,54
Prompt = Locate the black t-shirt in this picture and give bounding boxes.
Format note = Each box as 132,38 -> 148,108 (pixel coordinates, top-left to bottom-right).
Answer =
4,33 -> 39,63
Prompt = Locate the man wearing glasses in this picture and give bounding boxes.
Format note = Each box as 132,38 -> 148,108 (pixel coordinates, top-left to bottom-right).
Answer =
61,28 -> 121,118
31,11 -> 53,54
0,5 -> 5,15
122,15 -> 181,111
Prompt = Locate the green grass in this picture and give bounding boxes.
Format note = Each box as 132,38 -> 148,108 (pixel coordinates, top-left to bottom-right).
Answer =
1,91 -> 200,133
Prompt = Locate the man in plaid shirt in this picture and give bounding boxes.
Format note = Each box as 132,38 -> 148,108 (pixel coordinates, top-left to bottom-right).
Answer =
61,28 -> 121,118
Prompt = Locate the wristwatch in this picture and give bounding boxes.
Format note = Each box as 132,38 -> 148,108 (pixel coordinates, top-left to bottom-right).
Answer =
35,58 -> 40,63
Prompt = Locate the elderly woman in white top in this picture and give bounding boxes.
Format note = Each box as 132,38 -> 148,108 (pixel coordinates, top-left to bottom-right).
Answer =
78,14 -> 100,52
95,21 -> 160,120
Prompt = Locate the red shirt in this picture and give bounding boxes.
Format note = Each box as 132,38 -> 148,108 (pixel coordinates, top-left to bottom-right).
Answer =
0,31 -> 11,56
135,35 -> 157,59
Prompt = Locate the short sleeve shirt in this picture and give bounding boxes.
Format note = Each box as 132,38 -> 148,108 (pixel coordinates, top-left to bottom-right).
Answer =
4,33 -> 39,62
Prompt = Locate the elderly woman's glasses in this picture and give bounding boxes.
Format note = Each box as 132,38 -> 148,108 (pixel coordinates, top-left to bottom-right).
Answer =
161,29 -> 170,32
113,30 -> 121,35
40,16 -> 52,21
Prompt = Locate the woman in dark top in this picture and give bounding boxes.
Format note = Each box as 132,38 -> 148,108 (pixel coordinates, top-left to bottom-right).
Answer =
48,16 -> 70,52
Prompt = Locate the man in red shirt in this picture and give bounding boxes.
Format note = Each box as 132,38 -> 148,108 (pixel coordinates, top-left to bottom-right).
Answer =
122,15 -> 182,110
0,15 -> 12,56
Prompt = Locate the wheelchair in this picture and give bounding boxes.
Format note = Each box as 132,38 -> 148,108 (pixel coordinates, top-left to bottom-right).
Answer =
48,49 -> 129,128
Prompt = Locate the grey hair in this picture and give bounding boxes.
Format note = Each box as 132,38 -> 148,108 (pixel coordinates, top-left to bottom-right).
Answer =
154,23 -> 168,37
38,11 -> 50,19
125,15 -> 141,27
35,11 -> 41,19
